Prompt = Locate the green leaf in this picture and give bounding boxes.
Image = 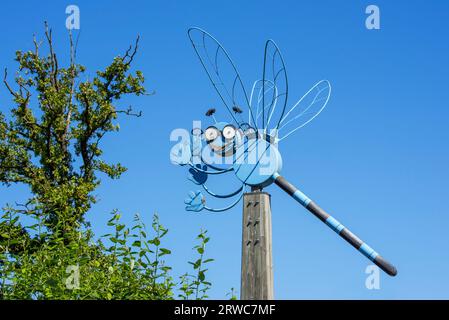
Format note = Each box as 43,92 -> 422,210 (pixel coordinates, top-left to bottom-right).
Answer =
160,248 -> 171,256
161,266 -> 172,272
193,259 -> 201,269
132,240 -> 141,247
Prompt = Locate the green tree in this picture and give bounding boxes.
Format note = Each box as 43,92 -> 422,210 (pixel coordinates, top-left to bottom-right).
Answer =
0,24 -> 215,300
0,23 -> 144,240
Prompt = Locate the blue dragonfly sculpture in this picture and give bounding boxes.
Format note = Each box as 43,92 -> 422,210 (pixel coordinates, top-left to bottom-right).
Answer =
175,27 -> 397,277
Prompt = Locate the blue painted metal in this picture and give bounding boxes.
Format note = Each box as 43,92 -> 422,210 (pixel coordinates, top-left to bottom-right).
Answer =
233,139 -> 282,187
202,184 -> 243,199
325,216 -> 345,234
359,243 -> 379,261
184,190 -> 205,212
176,27 -> 397,277
292,189 -> 311,207
188,164 -> 208,185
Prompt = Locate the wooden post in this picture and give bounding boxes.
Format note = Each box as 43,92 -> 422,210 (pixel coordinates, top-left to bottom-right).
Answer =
241,191 -> 274,300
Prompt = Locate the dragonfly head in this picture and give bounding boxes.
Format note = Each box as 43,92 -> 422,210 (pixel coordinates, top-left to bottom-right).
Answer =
204,122 -> 242,157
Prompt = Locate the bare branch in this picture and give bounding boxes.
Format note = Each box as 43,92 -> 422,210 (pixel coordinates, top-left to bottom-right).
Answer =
44,21 -> 59,91
53,53 -> 59,80
116,106 -> 142,117
122,35 -> 140,66
32,34 -> 42,56
3,68 -> 18,98
64,29 -> 81,145
14,200 -> 36,215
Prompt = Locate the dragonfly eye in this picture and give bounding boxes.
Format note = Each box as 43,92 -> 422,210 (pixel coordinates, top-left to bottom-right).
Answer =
222,125 -> 236,140
205,126 -> 219,142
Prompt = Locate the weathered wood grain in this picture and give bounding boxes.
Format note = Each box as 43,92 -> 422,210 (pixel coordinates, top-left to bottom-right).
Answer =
241,192 -> 274,300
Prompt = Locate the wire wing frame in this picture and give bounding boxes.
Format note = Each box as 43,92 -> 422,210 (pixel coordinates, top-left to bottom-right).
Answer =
261,40 -> 289,131
249,79 -> 278,130
188,27 -> 257,128
278,80 -> 331,141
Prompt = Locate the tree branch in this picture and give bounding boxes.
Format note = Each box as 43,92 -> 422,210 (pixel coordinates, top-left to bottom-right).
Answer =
122,35 -> 140,67
3,68 -> 18,98
44,21 -> 59,92
32,34 -> 43,56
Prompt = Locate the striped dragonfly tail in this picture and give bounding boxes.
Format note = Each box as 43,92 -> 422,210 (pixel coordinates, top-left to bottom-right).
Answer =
273,173 -> 397,277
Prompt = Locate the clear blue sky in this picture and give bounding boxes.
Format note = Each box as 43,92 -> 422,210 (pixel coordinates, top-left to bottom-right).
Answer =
1,0 -> 448,299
